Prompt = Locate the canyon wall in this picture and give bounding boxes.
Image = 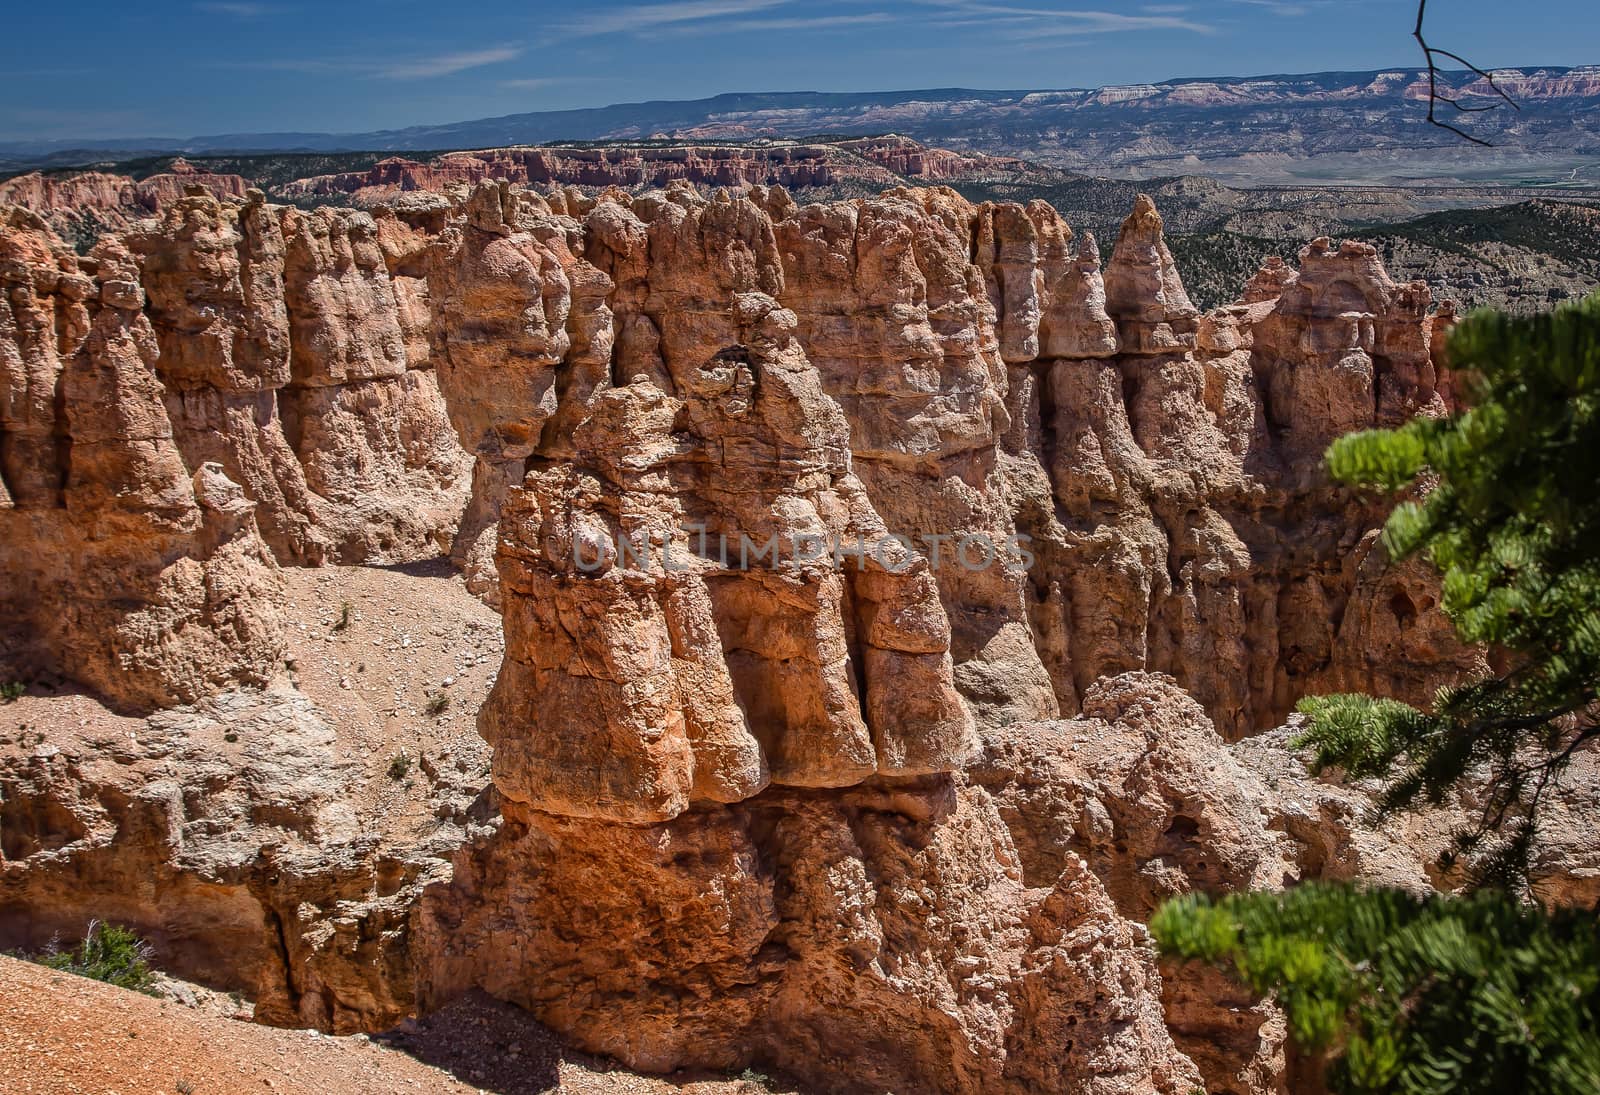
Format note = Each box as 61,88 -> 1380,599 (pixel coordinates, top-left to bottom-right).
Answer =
407,179 -> 1481,1092
0,187 -> 469,710
0,206 -> 284,709
0,176 -> 1496,1092
0,137 -> 1026,247
0,685 -> 460,1034
127,188 -> 468,566
418,178 -> 1477,742
0,158 -> 251,246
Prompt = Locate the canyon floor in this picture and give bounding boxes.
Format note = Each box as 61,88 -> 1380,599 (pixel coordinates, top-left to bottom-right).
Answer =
0,954 -> 783,1094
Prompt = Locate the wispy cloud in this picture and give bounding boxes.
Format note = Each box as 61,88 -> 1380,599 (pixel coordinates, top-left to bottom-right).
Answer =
235,46 -> 523,80
1225,0 -> 1316,14
654,11 -> 895,36
194,1 -> 274,16
909,1 -> 1214,34
500,77 -> 569,90
379,47 -> 523,79
548,0 -> 790,41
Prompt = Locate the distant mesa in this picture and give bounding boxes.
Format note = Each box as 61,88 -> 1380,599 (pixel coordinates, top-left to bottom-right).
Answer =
4,66 -> 1599,186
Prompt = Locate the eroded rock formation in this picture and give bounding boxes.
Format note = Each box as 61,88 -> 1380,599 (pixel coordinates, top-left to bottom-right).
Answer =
1006,204 -> 1481,735
403,180 -> 1485,1091
129,189 -> 470,565
0,207 -> 284,710
278,137 -> 1027,208
0,159 -> 250,247
0,175 -> 1534,1095
0,685 -> 481,1033
423,177 -> 1480,740
421,776 -> 1202,1095
1,183 -> 474,708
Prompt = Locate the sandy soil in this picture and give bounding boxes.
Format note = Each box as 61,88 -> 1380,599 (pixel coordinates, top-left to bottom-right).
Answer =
269,560 -> 504,842
1,952 -> 478,1095
2,559 -> 504,848
0,956 -> 788,1094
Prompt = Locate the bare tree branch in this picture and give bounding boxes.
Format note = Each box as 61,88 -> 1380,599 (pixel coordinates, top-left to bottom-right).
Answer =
1413,0 -> 1521,145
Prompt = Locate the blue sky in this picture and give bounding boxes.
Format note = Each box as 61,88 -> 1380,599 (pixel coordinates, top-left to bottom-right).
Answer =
2,0 -> 1597,140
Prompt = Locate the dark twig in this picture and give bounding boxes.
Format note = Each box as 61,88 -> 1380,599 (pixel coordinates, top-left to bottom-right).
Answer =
1413,0 -> 1521,145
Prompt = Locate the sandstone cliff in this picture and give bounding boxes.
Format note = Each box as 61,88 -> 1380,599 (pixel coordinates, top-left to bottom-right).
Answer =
417,179 -> 1476,739
0,176 -> 1546,1095
0,207 -> 284,710
404,180 -> 1484,1091
0,159 -> 251,248
127,189 -> 470,566
0,184 -> 473,710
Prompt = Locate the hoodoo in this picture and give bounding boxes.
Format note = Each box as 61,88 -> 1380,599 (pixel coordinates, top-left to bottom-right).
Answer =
2,176 -> 1576,1095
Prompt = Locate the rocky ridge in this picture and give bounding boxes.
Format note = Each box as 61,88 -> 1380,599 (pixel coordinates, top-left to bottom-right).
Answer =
0,206 -> 285,709
279,136 -> 1025,207
1,177 -> 1584,1094
414,179 -> 1481,739
400,178 -> 1482,1093
11,137 -> 1597,324
9,67 -> 1598,186
0,158 -> 251,249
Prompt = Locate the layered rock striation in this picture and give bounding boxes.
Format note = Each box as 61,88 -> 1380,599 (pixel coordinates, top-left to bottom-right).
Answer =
421,768 -> 1204,1095
0,207 -> 284,709
0,186 -> 470,709
128,189 -> 469,566
419,179 -> 1478,741
0,159 -> 251,247
0,685 -> 474,1033
277,136 -> 1027,208
406,179 -> 1481,1091
0,174 -> 1502,1093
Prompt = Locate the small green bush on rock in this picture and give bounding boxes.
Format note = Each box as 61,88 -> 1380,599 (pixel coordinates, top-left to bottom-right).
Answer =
25,921 -> 158,995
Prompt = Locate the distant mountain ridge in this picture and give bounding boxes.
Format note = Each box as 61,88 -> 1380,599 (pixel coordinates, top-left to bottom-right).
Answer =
4,67 -> 1599,184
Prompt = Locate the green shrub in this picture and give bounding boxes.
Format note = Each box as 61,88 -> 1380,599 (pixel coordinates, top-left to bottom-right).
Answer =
1153,885 -> 1600,1093
27,921 -> 158,995
1155,293 -> 1600,1092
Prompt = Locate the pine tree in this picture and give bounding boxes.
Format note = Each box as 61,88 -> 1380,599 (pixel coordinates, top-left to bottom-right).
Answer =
1153,292 -> 1600,1093
1152,885 -> 1600,1094
1309,291 -> 1600,881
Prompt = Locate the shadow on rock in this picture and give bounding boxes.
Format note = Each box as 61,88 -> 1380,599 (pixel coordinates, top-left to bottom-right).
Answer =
376,990 -> 807,1094
375,992 -> 563,1094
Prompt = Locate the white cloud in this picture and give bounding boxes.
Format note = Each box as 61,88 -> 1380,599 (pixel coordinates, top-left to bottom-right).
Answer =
379,47 -> 523,80
237,46 -> 523,81
548,0 -> 791,40
908,1 -> 1214,34
654,12 -> 895,36
1225,0 -> 1317,14
501,77 -> 567,90
194,2 -> 273,16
